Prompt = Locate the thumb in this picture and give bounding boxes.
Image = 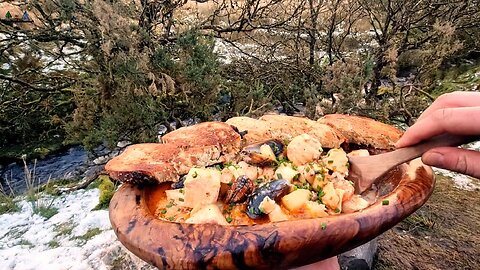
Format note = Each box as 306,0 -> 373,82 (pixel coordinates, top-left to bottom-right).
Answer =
422,147 -> 480,179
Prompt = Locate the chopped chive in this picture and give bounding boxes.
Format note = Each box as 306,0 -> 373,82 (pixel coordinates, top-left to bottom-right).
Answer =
305,166 -> 311,173
382,199 -> 390,205
179,189 -> 184,193
160,209 -> 167,214
277,173 -> 283,179
226,216 -> 233,223
167,216 -> 175,221
327,160 -> 334,164
192,171 -> 198,178
335,208 -> 341,213
321,223 -> 327,230
178,198 -> 184,202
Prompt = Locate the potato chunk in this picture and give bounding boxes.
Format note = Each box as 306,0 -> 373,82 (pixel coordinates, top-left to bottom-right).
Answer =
287,134 -> 323,166
281,189 -> 311,211
275,163 -> 300,183
304,201 -> 328,217
183,168 -> 221,209
185,204 -> 228,225
323,148 -> 349,175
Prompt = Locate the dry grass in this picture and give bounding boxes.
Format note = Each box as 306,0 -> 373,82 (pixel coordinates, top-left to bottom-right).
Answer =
374,174 -> 480,269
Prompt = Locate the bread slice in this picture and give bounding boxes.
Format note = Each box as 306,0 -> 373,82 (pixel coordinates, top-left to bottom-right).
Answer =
106,122 -> 241,184
318,114 -> 402,150
259,114 -> 345,148
225,117 -> 273,145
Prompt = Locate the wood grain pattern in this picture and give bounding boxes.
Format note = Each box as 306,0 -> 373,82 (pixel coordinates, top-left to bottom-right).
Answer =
109,159 -> 435,269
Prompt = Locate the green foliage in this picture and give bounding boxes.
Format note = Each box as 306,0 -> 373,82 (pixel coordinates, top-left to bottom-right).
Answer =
0,193 -> 19,215
48,240 -> 60,248
75,228 -> 102,242
54,221 -> 75,237
33,204 -> 59,219
93,176 -> 116,210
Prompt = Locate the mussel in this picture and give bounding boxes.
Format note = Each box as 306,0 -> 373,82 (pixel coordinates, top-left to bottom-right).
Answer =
241,140 -> 285,166
246,179 -> 290,219
225,175 -> 255,204
171,175 -> 186,189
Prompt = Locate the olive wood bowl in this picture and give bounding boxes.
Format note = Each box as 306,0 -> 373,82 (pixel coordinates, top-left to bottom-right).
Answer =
109,159 -> 434,269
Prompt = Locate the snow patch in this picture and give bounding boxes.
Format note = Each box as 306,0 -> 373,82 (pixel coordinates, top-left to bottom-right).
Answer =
0,188 -> 154,270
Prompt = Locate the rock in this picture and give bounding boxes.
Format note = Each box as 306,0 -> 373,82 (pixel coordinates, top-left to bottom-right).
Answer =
339,238 -> 378,270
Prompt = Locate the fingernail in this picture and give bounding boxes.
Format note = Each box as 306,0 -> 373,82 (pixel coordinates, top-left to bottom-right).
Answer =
422,152 -> 444,166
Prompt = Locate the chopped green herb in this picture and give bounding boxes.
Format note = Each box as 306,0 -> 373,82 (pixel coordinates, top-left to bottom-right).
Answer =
178,198 -> 184,202
317,189 -> 325,198
226,216 -> 233,223
382,199 -> 390,205
259,207 -> 266,213
227,204 -> 234,212
214,165 -> 223,170
293,185 -> 298,191
327,160 -> 334,164
321,223 -> 327,230
166,200 -> 175,208
167,216 -> 175,221
227,181 -> 233,186
192,171 -> 198,178
255,179 -> 263,185
292,173 -> 300,181
179,189 -> 184,194
335,208 -> 341,213
160,209 -> 167,214
277,173 -> 283,179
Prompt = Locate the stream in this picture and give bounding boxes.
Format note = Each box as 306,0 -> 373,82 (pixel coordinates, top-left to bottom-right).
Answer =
0,146 -> 89,195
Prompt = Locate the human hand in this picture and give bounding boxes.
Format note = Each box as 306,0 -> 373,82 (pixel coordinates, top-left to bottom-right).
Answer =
395,91 -> 480,178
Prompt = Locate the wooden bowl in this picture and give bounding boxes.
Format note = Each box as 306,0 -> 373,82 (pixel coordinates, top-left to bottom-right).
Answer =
109,159 -> 434,269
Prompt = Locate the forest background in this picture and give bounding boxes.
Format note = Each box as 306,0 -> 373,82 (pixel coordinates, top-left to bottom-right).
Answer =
1,0 -> 479,161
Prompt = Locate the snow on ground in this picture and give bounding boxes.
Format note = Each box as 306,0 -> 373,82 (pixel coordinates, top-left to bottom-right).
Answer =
0,188 -> 154,270
433,141 -> 480,191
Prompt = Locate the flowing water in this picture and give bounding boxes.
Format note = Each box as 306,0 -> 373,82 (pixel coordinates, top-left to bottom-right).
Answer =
0,146 -> 89,194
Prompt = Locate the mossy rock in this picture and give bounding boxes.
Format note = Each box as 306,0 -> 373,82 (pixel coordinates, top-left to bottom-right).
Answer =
93,175 -> 116,210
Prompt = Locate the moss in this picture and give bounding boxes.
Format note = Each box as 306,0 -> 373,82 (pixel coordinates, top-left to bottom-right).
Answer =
54,222 -> 75,237
75,228 -> 102,242
33,205 -> 59,219
47,240 -> 60,248
39,179 -> 76,195
18,239 -> 33,247
93,176 -> 116,210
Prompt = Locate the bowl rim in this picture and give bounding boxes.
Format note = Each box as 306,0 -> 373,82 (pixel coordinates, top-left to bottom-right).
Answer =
109,159 -> 435,269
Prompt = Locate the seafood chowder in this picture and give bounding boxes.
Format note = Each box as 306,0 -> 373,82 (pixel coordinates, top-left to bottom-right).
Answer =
154,134 -> 376,225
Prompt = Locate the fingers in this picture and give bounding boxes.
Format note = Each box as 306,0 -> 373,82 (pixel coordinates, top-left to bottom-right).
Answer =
422,147 -> 480,179
417,91 -> 480,121
395,107 -> 480,148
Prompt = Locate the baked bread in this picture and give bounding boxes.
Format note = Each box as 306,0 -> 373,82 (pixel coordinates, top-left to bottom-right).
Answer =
226,115 -> 345,148
106,114 -> 401,184
318,114 -> 402,150
106,122 -> 241,183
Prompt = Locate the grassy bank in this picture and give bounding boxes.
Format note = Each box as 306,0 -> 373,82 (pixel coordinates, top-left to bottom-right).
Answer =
375,174 -> 480,269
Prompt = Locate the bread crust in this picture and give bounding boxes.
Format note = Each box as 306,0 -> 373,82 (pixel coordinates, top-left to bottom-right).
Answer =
317,114 -> 403,150
106,114 -> 401,184
227,115 -> 345,148
106,122 -> 241,184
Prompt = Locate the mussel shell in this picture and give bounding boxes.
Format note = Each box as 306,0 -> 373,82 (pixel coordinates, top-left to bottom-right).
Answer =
246,179 -> 290,219
171,175 -> 186,189
225,175 -> 255,204
264,140 -> 285,157
241,139 -> 285,166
